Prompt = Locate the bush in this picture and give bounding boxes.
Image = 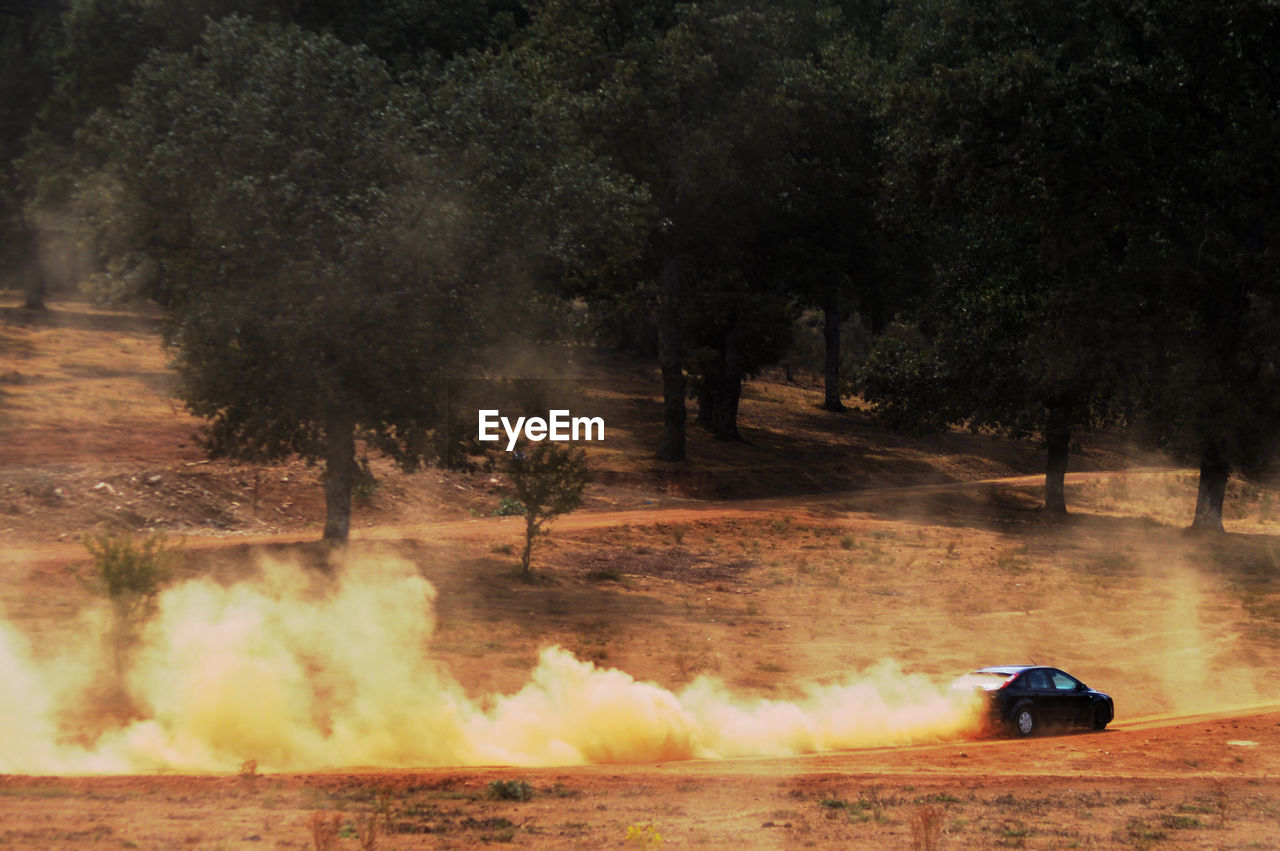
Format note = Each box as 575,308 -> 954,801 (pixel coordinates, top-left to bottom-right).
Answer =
80,529 -> 177,677
493,496 -> 526,516
488,779 -> 534,801
81,529 -> 175,619
352,456 -> 380,506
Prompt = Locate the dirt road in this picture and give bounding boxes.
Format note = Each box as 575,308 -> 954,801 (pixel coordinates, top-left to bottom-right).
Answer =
0,708 -> 1277,848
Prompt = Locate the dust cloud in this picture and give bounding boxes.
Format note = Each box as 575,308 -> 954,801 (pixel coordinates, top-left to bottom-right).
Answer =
0,554 -> 982,774
1135,554 -> 1274,716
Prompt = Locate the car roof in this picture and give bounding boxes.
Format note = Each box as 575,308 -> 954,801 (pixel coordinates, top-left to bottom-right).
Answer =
974,665 -> 1038,675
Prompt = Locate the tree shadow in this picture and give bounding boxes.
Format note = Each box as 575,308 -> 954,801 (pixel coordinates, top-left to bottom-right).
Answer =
0,301 -> 163,334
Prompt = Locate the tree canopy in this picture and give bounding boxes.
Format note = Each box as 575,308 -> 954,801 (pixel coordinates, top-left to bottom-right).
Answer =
863,0 -> 1280,521
78,17 -> 482,541
2,0 -> 1275,537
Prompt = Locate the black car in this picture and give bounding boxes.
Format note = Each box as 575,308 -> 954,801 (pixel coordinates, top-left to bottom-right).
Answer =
954,665 -> 1114,737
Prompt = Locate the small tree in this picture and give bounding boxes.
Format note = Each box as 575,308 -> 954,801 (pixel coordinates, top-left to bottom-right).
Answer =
80,529 -> 176,679
504,442 -> 592,574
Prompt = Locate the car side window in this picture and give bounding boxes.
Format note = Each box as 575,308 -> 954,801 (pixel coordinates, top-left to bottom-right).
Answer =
1025,669 -> 1051,689
1051,671 -> 1080,691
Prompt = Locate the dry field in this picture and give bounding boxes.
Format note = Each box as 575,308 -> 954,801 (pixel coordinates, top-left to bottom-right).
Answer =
3,293 -> 1280,848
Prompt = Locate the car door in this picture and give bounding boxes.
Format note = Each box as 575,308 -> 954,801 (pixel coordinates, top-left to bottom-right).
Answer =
1020,668 -> 1057,723
1048,669 -> 1092,726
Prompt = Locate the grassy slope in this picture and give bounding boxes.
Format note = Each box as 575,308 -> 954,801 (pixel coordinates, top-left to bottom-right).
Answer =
5,292 -> 1280,849
4,292 -> 1278,719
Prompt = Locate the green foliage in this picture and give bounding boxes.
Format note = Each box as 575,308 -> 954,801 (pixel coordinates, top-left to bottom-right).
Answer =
513,0 -> 879,444
81,528 -> 177,679
493,496 -> 526,517
74,16 -> 502,541
8,0 -> 1278,531
786,311 -> 872,385
505,443 -> 593,573
487,779 -> 534,802
351,457 -> 380,506
81,529 -> 175,621
875,0 -> 1152,440
863,0 -> 1280,524
1115,3 -> 1280,493
0,0 -> 62,279
857,323 -> 952,434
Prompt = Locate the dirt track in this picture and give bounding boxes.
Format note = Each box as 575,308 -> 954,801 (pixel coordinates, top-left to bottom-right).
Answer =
0,467 -> 1183,571
1,709 -> 1278,848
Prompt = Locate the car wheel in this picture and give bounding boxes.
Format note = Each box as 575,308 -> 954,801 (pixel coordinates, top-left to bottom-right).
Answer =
1092,704 -> 1110,731
1013,707 -> 1036,737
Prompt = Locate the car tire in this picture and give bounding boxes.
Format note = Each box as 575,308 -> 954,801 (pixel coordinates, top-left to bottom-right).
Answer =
1092,704 -> 1110,731
1012,707 -> 1036,737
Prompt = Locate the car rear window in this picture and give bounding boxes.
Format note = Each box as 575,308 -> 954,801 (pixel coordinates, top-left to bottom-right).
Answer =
1023,669 -> 1052,689
956,671 -> 1012,690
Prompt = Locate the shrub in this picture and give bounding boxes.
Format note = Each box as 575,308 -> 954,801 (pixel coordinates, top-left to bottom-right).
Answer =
352,456 -> 380,506
488,779 -> 534,801
81,529 -> 175,617
80,529 -> 177,677
910,804 -> 942,851
493,496 -> 526,517
625,822 -> 664,846
307,812 -> 343,851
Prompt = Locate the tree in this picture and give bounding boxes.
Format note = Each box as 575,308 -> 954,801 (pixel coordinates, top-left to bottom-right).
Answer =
504,442 -> 593,574
284,0 -> 527,68
767,11 -> 888,413
77,17 -> 478,542
418,48 -> 650,364
1,0 -> 66,309
865,0 -> 1280,526
512,0 -> 692,459
16,0 -> 294,306
515,0 -> 845,450
866,0 -> 1159,512
1116,0 -> 1280,530
16,0 -> 520,309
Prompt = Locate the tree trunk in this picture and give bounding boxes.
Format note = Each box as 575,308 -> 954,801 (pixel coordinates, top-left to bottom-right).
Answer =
1044,407 -> 1070,514
697,370 -> 743,441
821,285 -> 844,412
23,270 -> 47,311
322,410 -> 357,544
20,205 -> 46,311
656,244 -> 686,462
1192,448 -> 1229,532
696,316 -> 745,441
521,513 -> 538,573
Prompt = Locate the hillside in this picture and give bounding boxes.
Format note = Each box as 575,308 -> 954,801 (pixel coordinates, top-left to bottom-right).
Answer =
3,292 -> 1280,848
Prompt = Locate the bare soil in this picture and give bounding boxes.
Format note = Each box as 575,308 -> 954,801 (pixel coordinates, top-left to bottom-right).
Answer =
3,293 -> 1280,848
